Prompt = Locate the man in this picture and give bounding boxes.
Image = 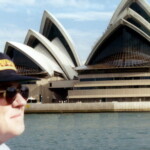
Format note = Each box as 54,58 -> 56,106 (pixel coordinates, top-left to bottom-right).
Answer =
0,53 -> 38,149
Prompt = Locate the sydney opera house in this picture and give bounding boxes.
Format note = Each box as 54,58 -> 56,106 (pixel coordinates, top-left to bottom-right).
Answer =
3,0 -> 150,103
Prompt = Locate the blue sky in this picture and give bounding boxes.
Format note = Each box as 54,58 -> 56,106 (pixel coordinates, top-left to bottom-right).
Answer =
0,0 -> 150,63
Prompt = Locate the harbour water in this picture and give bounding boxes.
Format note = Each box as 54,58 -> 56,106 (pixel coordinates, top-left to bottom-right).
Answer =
7,113 -> 150,150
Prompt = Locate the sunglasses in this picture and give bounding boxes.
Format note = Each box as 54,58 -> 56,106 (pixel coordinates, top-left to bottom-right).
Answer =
0,85 -> 29,104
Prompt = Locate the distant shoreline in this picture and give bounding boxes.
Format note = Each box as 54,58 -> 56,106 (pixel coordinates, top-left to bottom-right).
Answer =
25,102 -> 150,113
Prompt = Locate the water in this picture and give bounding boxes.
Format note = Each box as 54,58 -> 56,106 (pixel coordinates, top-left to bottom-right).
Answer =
7,113 -> 150,150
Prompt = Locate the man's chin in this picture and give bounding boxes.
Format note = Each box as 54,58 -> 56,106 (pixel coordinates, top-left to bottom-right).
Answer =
11,122 -> 25,136
13,129 -> 24,137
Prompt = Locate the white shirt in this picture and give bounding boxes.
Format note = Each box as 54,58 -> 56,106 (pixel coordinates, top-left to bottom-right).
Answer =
0,144 -> 10,150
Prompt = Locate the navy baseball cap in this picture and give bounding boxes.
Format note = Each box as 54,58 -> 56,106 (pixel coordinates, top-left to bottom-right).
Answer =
0,53 -> 39,82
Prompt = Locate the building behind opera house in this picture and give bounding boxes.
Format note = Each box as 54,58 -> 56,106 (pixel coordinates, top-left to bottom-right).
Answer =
4,0 -> 150,103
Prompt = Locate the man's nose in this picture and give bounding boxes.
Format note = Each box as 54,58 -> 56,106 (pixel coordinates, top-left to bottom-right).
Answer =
12,93 -> 27,107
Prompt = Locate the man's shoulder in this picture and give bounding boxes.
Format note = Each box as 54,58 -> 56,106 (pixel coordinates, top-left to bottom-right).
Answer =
0,144 -> 11,150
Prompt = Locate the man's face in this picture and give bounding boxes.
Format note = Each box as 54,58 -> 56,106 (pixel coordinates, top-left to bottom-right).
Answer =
0,84 -> 27,143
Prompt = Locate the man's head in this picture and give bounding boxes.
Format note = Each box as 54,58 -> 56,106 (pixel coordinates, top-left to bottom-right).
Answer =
0,53 -> 37,143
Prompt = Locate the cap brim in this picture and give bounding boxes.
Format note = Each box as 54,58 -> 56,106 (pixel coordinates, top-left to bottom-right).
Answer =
0,73 -> 39,82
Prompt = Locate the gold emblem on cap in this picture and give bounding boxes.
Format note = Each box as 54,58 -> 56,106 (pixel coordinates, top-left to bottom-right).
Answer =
0,59 -> 17,71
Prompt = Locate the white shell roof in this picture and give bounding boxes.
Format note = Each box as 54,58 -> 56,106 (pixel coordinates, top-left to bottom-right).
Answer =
40,10 -> 81,66
24,29 -> 77,80
86,19 -> 150,65
109,0 -> 150,26
113,8 -> 150,33
4,41 -> 65,77
86,0 -> 150,65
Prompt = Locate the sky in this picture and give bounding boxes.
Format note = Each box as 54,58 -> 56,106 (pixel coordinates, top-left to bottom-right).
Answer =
0,0 -> 150,64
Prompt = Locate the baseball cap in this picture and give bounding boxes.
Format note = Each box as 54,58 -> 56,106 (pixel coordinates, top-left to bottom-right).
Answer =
0,53 -> 39,82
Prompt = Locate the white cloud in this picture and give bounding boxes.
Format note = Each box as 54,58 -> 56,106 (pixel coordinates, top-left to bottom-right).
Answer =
56,11 -> 113,21
44,0 -> 104,9
0,26 -> 26,52
0,0 -> 36,12
1,7 -> 17,13
146,0 -> 150,4
0,0 -> 35,5
0,0 -> 105,10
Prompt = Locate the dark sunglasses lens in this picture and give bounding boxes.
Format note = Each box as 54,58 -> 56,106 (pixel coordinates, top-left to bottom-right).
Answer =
20,86 -> 29,100
5,86 -> 29,104
6,87 -> 17,104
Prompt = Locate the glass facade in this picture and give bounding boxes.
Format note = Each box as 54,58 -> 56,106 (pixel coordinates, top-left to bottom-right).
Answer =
75,85 -> 150,90
80,76 -> 150,82
126,18 -> 150,36
129,2 -> 150,22
26,35 -> 40,48
7,47 -> 43,75
88,26 -> 150,67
